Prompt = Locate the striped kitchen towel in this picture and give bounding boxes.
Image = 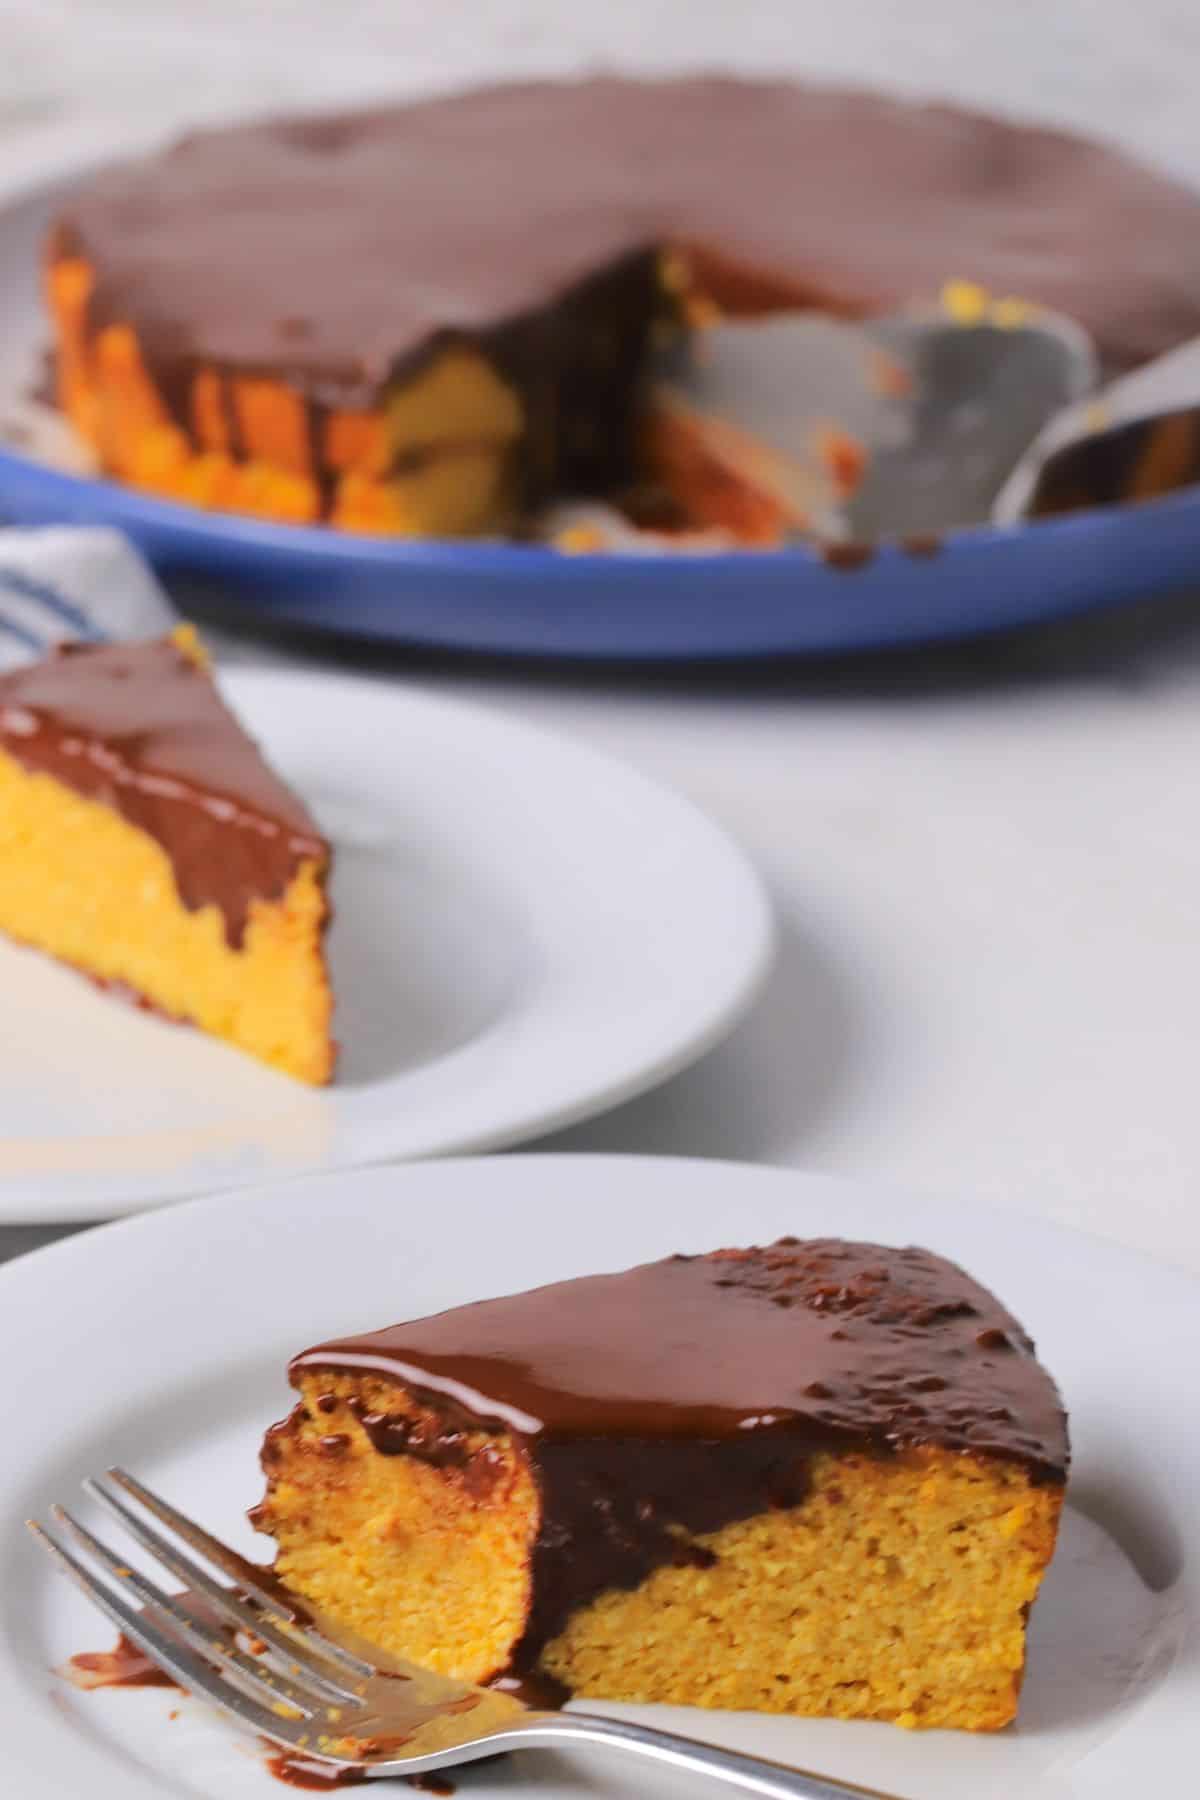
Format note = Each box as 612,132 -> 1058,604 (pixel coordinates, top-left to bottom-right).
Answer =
0,527 -> 175,670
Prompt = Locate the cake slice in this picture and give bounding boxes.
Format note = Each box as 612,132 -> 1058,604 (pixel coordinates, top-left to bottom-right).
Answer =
252,1238 -> 1067,1728
638,315 -> 885,545
0,628 -> 334,1082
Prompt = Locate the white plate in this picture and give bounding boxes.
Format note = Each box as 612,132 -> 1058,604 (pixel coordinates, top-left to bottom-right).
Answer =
0,675 -> 771,1222
0,1155 -> 1196,1800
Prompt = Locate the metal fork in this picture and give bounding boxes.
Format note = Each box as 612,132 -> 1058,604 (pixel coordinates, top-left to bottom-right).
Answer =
29,1469 -> 909,1798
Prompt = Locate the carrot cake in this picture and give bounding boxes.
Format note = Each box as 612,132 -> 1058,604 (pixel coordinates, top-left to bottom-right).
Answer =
252,1236 -> 1067,1727
44,78 -> 1200,537
0,628 -> 334,1082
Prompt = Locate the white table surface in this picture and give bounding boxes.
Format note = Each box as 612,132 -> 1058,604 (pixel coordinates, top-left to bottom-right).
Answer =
4,2 -> 1200,1274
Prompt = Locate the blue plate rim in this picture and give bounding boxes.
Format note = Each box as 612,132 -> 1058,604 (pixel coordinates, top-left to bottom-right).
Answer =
3,435 -> 1198,575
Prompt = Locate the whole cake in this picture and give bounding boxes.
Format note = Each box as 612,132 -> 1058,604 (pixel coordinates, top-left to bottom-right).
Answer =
46,78 -> 1200,537
0,629 -> 334,1082
253,1237 -> 1068,1728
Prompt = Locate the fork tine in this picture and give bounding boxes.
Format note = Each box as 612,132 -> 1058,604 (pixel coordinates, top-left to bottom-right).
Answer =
105,1467 -> 373,1677
27,1518 -> 315,1754
47,1506 -> 325,1720
82,1476 -> 359,1704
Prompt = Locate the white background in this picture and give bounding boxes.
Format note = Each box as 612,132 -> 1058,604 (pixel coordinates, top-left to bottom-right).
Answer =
5,2 -> 1200,186
4,2 -> 1200,1271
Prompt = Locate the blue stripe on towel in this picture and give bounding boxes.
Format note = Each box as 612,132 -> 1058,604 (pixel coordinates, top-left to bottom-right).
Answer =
0,611 -> 44,653
0,565 -> 107,641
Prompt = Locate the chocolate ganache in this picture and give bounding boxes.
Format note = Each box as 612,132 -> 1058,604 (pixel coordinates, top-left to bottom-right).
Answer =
291,1239 -> 1068,1667
54,77 -> 1200,407
0,637 -> 325,946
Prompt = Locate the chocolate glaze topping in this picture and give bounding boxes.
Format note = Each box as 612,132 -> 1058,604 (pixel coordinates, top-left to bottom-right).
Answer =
56,77 -> 1200,405
0,637 -> 326,946
291,1239 -> 1068,1670
64,1635 -> 176,1690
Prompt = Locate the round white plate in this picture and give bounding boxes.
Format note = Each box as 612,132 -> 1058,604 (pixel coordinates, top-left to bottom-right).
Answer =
0,675 -> 771,1221
1,1155 -> 1195,1800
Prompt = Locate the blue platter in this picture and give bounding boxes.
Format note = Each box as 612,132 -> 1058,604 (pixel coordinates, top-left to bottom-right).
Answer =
3,442 -> 1200,660
3,165 -> 1200,662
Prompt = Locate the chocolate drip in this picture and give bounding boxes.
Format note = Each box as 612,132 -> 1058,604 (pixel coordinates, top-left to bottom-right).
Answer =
54,77 -> 1200,416
221,369 -> 246,462
153,350 -> 198,437
347,1396 -> 481,1474
65,1636 -> 176,1690
488,1668 -> 569,1711
264,1766 -> 456,1795
818,540 -> 876,570
516,1427 -> 814,1664
305,395 -> 336,513
0,637 -> 326,946
292,1239 -> 1069,1672
263,1755 -> 366,1790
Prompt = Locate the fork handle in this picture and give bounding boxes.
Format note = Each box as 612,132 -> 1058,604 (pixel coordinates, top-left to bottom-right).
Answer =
514,1711 -> 909,1799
